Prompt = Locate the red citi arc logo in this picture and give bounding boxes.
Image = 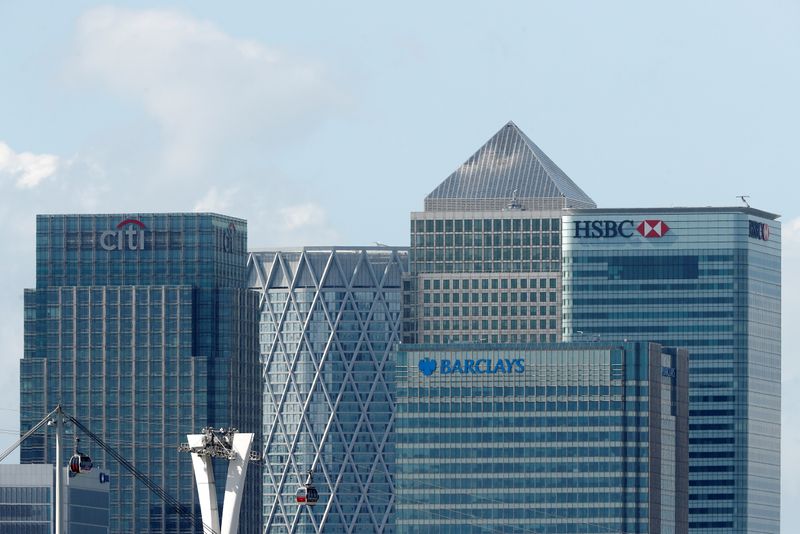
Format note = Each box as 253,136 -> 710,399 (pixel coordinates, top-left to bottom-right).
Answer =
636,220 -> 670,238
100,219 -> 146,251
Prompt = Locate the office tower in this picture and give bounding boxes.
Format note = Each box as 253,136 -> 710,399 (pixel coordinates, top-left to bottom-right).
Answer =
0,464 -> 54,533
406,121 -> 595,345
0,464 -> 112,533
395,342 -> 689,533
562,208 -> 781,533
20,213 -> 262,533
249,247 -> 408,533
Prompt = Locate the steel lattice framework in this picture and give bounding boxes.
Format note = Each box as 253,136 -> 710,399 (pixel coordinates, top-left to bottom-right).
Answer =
248,247 -> 408,533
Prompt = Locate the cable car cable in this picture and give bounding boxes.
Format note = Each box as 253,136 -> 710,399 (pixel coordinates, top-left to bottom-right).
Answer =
66,413 -> 218,534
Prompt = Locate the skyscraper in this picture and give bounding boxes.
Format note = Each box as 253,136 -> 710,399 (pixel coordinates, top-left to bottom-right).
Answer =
249,247 -> 407,533
409,122 -> 781,533
406,121 -> 595,345
561,208 -> 781,533
20,213 -> 262,533
395,342 -> 689,533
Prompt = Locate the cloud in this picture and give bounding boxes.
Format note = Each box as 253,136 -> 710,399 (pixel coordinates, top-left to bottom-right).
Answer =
245,202 -> 341,248
193,186 -> 238,213
70,6 -> 336,175
0,141 -> 60,189
279,202 -> 328,231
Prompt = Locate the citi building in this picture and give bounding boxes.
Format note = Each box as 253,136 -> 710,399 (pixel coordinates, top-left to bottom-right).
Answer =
20,213 -> 262,533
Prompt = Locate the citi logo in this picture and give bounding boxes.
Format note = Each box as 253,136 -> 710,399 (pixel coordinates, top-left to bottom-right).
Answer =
222,222 -> 237,253
419,358 -> 436,376
100,219 -> 146,251
636,220 -> 670,238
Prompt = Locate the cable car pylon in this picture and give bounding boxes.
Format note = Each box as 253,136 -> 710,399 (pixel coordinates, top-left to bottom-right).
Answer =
179,427 -> 258,534
1,406 -> 216,534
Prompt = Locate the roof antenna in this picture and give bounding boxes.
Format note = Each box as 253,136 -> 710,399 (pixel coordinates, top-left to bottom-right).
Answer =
737,195 -> 750,208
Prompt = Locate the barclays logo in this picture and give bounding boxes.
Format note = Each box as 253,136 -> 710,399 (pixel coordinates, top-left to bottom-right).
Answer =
418,357 -> 525,376
419,357 -> 437,376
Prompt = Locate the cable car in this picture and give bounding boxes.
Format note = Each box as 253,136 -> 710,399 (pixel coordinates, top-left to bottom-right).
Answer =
296,471 -> 319,505
69,452 -> 93,474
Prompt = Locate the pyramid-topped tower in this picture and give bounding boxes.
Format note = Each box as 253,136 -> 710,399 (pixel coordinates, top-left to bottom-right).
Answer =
425,121 -> 596,211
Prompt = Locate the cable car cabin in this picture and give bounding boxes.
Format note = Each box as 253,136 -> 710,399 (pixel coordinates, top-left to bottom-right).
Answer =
296,485 -> 319,505
69,452 -> 93,474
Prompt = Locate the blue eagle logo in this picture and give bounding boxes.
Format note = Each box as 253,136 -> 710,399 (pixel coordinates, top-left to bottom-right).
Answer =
418,357 -> 436,376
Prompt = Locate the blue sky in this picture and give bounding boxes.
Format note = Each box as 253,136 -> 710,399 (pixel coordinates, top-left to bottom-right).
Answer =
1,1 -> 798,529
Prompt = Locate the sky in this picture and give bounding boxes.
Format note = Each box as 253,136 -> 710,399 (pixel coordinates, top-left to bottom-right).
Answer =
1,0 -> 798,529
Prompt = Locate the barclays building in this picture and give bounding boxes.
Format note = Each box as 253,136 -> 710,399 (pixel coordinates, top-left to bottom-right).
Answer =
395,342 -> 689,533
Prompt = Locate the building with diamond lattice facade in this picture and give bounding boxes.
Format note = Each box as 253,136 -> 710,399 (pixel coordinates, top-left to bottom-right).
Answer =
405,121 -> 596,346
248,247 -> 408,533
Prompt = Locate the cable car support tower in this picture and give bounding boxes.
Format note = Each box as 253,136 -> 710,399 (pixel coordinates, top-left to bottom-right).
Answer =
0,405 -> 223,534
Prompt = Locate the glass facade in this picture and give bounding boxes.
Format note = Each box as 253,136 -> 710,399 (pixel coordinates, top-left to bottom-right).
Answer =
562,208 -> 781,533
20,213 -> 262,533
408,122 -> 595,347
0,465 -> 52,534
249,247 -> 408,533
408,213 -> 564,345
395,343 -> 689,533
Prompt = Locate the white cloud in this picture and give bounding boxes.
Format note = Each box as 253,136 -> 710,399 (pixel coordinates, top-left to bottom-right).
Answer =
71,6 -> 335,175
279,202 -> 327,231
0,141 -> 60,189
193,186 -> 238,213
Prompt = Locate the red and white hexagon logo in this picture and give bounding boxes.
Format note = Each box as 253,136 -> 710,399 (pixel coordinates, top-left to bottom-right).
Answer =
636,220 -> 670,238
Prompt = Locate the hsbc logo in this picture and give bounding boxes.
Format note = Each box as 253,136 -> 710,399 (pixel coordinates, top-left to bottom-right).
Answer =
636,220 -> 670,238
100,219 -> 146,251
574,220 -> 670,239
749,221 -> 769,241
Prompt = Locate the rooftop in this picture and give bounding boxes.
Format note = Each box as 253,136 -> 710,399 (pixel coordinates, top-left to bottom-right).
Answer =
424,121 -> 596,212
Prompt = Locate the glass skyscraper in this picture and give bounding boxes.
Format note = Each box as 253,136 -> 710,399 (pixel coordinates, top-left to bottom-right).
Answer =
395,342 -> 689,533
249,247 -> 408,533
406,121 -> 596,346
562,208 -> 781,533
19,213 -> 262,533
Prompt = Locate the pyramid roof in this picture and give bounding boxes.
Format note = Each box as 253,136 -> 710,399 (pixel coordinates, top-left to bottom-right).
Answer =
425,121 -> 596,211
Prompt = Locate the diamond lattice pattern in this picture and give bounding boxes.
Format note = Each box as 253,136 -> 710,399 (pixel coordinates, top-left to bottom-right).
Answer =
249,249 -> 407,533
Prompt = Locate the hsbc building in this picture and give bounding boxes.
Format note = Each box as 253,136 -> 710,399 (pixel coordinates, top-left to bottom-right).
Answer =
562,207 -> 781,534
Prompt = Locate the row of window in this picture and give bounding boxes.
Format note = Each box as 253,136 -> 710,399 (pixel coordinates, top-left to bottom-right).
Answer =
399,435 -> 647,450
424,277 -> 557,290
413,260 -> 561,274
400,386 -> 626,398
412,217 -> 561,233
413,247 -> 560,262
420,333 -> 559,344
